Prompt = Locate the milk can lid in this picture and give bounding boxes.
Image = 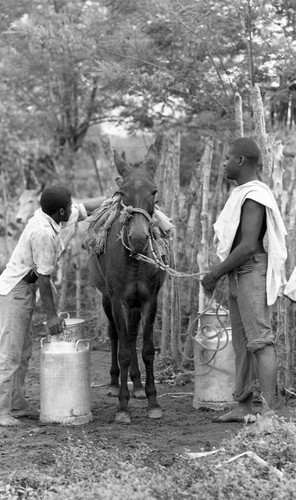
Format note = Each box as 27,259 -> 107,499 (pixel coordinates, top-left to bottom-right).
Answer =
42,317 -> 85,327
197,309 -> 228,316
63,318 -> 85,326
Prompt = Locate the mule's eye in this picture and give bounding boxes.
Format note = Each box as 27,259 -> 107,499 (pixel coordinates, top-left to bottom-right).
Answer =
152,189 -> 157,196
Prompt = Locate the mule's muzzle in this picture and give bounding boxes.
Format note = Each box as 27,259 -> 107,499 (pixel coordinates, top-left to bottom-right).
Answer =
128,232 -> 149,255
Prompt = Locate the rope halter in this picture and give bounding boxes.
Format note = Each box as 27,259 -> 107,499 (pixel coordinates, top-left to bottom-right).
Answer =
119,200 -> 153,225
118,200 -> 156,257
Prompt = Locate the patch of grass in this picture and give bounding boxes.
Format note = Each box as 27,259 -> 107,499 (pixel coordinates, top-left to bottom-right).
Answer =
2,417 -> 296,499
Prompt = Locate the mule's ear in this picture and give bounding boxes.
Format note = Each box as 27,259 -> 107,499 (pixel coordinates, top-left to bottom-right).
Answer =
113,149 -> 130,177
145,145 -> 157,176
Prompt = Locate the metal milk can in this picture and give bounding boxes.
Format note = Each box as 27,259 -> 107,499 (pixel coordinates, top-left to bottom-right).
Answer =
40,313 -> 93,425
193,308 -> 235,410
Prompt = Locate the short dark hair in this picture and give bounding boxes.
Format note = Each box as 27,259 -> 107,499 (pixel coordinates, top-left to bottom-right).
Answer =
229,138 -> 260,164
40,186 -> 72,216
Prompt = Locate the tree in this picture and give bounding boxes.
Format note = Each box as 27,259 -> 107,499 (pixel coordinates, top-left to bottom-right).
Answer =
1,0 -> 296,189
0,0 -> 147,185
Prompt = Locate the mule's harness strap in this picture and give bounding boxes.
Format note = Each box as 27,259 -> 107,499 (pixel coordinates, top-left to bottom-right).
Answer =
118,201 -> 205,279
120,201 -> 153,224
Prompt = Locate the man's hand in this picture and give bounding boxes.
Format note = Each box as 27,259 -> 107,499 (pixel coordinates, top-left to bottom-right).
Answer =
46,316 -> 65,336
201,272 -> 217,295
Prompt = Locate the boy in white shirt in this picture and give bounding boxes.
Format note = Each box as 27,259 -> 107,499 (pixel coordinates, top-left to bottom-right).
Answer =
0,186 -> 89,427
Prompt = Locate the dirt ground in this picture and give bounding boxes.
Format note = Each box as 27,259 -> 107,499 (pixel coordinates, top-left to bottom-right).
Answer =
1,335 -> 296,481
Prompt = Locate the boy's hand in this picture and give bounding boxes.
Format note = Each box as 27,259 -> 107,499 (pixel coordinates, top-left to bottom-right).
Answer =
201,272 -> 217,295
46,316 -> 66,336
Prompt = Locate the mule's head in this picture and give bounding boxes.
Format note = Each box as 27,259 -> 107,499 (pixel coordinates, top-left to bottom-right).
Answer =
114,145 -> 158,255
15,186 -> 42,224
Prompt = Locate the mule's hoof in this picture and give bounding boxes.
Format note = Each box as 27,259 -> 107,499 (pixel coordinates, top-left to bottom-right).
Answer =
132,388 -> 146,399
148,407 -> 162,419
115,411 -> 131,424
107,385 -> 120,397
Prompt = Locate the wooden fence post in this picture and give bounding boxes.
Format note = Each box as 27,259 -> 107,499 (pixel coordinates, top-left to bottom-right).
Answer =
251,84 -> 273,183
58,246 -> 72,312
196,138 -> 214,316
160,135 -> 173,356
181,157 -> 204,365
158,132 -> 182,362
251,84 -> 294,396
170,132 -> 181,363
234,92 -> 244,138
74,226 -> 81,317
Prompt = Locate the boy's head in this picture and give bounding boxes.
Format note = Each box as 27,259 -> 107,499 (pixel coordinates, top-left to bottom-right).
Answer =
229,138 -> 261,164
40,186 -> 72,216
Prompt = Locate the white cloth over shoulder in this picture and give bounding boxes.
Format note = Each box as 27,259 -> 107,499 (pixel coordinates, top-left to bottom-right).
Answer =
214,180 -> 287,306
284,266 -> 296,302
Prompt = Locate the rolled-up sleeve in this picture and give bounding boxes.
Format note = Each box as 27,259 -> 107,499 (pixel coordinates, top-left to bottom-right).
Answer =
31,231 -> 58,275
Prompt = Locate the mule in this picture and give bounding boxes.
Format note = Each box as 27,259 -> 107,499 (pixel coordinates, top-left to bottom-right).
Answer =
89,145 -> 167,424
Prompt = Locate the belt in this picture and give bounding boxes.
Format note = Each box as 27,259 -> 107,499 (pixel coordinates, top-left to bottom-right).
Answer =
22,270 -> 38,284
243,253 -> 268,264
229,254 -> 268,277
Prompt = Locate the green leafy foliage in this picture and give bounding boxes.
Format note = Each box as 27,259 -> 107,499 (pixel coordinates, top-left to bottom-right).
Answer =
0,0 -> 295,191
2,417 -> 296,499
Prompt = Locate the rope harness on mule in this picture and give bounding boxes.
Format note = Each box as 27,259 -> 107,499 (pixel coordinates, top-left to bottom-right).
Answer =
117,200 -> 171,269
117,202 -> 206,279
118,201 -> 153,224
85,195 -> 206,279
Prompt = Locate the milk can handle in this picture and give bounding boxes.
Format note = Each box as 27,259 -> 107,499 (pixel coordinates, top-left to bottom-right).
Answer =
76,339 -> 91,351
214,305 -> 228,316
59,311 -> 70,319
40,337 -> 50,347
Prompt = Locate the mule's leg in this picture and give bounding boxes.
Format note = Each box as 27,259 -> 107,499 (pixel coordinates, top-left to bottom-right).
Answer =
129,309 -> 146,399
111,298 -> 131,424
102,295 -> 120,397
142,300 -> 162,419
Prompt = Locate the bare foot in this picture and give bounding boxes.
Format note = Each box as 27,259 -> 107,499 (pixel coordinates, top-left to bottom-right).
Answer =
11,407 -> 39,418
0,414 -> 22,427
213,406 -> 254,423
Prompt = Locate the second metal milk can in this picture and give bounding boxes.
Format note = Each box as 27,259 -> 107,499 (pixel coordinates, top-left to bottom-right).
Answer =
193,308 -> 235,410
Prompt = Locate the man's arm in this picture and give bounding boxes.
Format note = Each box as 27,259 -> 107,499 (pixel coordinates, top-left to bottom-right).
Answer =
38,274 -> 65,335
202,199 -> 266,293
80,196 -> 106,215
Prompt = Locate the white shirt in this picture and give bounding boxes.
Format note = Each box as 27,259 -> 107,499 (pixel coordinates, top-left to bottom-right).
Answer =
0,202 -> 87,296
213,180 -> 287,306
